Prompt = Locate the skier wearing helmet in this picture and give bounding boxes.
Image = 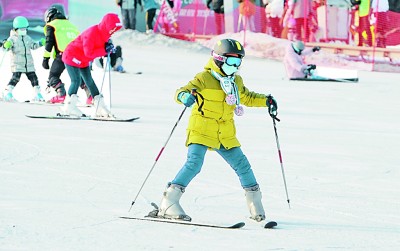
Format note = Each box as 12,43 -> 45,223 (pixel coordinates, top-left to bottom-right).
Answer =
42,6 -> 80,104
283,40 -> 320,79
61,13 -> 122,117
150,38 -> 278,223
1,16 -> 46,102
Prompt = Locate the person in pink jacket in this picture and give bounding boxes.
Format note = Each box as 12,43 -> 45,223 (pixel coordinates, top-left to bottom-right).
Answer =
283,40 -> 320,79
61,13 -> 122,117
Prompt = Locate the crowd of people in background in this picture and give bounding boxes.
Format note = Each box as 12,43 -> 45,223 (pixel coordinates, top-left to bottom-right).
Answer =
132,0 -> 391,48
262,0 -> 390,47
116,0 -> 160,34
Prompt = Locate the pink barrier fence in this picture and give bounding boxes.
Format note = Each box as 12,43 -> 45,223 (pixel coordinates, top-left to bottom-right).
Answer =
154,0 -> 400,72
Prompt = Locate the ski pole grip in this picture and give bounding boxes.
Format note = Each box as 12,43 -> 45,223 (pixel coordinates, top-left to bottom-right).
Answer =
191,88 -> 197,95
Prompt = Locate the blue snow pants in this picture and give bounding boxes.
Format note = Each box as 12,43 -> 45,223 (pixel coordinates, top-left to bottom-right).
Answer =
172,144 -> 258,189
65,64 -> 100,97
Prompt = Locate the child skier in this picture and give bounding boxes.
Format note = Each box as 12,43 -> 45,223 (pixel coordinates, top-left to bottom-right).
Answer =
61,13 -> 122,117
42,6 -> 80,104
151,38 -> 278,222
2,16 -> 46,102
283,40 -> 320,79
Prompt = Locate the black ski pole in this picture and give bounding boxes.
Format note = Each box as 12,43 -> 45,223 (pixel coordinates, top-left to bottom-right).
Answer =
271,115 -> 291,208
128,90 -> 196,212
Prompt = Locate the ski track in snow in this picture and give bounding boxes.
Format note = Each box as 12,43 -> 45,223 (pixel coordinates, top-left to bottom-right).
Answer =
0,137 -> 41,167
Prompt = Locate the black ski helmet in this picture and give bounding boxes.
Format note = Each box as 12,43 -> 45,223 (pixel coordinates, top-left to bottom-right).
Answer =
213,39 -> 245,58
44,7 -> 59,23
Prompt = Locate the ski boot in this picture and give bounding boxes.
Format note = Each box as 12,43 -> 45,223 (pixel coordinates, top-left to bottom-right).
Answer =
86,96 -> 93,106
33,86 -> 45,102
48,82 -> 66,104
92,94 -> 114,118
49,95 -> 66,104
61,94 -> 84,117
114,65 -> 125,73
113,57 -> 125,73
245,185 -> 266,222
3,85 -> 16,102
155,183 -> 191,221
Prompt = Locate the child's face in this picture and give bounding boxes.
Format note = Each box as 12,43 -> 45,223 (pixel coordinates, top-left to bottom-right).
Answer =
222,53 -> 242,76
17,28 -> 27,36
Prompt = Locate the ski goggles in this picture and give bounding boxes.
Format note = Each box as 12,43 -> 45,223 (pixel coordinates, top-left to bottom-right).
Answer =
212,51 -> 242,67
225,56 -> 242,67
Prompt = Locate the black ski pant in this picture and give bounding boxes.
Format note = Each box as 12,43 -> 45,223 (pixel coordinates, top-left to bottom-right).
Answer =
146,9 -> 157,30
48,54 -> 66,95
8,72 -> 39,87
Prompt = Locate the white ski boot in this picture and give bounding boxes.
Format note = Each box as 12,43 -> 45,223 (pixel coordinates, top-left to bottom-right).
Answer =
157,183 -> 191,221
245,185 -> 266,222
32,86 -> 45,102
92,94 -> 114,118
61,94 -> 84,117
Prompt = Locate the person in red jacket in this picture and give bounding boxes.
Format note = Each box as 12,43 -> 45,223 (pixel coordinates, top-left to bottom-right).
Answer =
61,13 -> 122,117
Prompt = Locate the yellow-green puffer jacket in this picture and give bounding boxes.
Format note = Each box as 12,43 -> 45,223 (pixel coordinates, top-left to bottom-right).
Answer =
175,57 -> 268,150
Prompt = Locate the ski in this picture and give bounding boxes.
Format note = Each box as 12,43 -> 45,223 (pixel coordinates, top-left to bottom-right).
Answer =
21,100 -> 89,107
24,100 -> 51,104
120,216 -> 245,229
290,77 -> 358,83
264,221 -> 278,229
25,114 -> 139,122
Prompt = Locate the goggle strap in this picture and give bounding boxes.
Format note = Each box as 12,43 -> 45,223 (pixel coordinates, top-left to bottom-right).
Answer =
212,51 -> 226,62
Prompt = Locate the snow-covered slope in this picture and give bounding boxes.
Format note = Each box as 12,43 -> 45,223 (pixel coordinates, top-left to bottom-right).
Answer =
0,30 -> 399,251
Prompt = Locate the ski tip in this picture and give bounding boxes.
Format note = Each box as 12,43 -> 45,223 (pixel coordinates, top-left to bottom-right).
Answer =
126,71 -> 142,74
264,221 -> 278,229
230,222 -> 246,229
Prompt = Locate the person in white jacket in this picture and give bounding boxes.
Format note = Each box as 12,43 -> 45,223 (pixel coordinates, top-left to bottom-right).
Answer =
2,16 -> 45,102
283,40 -> 320,79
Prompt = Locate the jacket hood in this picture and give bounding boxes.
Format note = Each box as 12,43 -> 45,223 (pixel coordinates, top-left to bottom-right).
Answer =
98,13 -> 122,37
204,57 -> 226,76
10,29 -> 19,37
